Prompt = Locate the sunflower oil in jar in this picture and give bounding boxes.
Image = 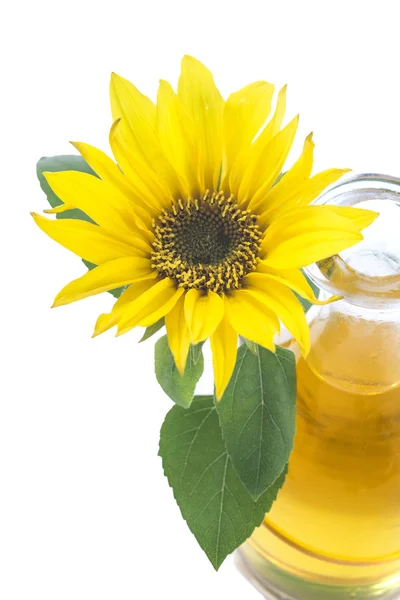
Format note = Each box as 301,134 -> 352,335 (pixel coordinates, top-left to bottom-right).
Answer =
238,174 -> 400,600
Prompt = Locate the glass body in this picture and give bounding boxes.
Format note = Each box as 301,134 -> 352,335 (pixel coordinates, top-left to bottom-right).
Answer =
237,174 -> 400,599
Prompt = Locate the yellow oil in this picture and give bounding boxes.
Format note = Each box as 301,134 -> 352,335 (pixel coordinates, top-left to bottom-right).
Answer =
249,309 -> 400,590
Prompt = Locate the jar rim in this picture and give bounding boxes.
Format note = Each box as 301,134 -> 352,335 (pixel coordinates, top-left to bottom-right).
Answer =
304,172 -> 400,309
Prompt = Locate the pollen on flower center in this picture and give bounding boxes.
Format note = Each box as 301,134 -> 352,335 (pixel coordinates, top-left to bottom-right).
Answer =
151,191 -> 262,293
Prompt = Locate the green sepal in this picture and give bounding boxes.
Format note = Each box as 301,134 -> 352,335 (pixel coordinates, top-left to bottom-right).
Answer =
159,395 -> 287,570
240,337 -> 258,355
217,344 -> 296,499
190,341 -> 205,365
154,335 -> 204,408
139,318 -> 165,343
273,171 -> 286,186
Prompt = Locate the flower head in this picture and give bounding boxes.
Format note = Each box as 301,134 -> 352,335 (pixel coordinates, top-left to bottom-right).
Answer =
32,56 -> 377,399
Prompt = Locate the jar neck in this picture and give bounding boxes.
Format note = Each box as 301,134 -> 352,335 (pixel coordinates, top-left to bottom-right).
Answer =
303,174 -> 400,395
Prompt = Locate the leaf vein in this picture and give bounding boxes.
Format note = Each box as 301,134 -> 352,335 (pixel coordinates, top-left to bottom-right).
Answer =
179,408 -> 214,488
215,455 -> 230,566
188,452 -> 227,497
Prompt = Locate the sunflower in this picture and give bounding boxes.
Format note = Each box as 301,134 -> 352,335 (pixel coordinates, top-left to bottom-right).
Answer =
32,56 -> 376,399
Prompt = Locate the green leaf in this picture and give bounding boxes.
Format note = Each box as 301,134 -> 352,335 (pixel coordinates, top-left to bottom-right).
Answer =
139,318 -> 165,343
217,344 -> 296,499
37,155 -> 127,299
159,395 -> 287,570
155,335 -> 204,408
296,270 -> 320,313
36,155 -> 95,223
254,464 -> 288,517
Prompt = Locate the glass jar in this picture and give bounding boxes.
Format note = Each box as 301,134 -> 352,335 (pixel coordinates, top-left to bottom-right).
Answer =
237,174 -> 400,599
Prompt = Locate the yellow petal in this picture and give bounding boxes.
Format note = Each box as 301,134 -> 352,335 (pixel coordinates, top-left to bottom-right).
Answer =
70,141 -> 153,229
222,81 -> 274,186
261,168 -> 351,225
229,85 -> 287,197
294,169 -> 351,207
261,206 -> 365,269
253,133 -> 315,220
52,257 -> 155,307
224,291 -> 279,350
44,204 -> 75,214
70,141 -> 139,200
109,119 -> 173,212
253,85 -> 288,152
320,205 -> 379,230
210,316 -> 238,401
117,278 -> 184,335
110,73 -> 181,196
255,264 -> 340,305
45,203 -> 151,255
110,71 -> 156,121
243,274 -> 310,355
157,80 -> 199,199
93,278 -> 156,337
184,289 -> 224,344
264,231 -> 363,270
178,55 -> 224,190
31,213 -> 144,264
43,170 -> 151,243
165,294 -> 191,376
239,115 -> 299,207
110,71 -> 156,149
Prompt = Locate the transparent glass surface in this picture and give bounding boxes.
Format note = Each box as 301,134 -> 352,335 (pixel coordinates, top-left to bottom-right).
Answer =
237,174 -> 400,599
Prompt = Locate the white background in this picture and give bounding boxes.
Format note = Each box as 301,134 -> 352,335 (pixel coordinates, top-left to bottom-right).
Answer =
1,1 -> 400,598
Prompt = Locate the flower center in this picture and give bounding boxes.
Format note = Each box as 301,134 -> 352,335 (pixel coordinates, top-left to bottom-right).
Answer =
151,191 -> 262,293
